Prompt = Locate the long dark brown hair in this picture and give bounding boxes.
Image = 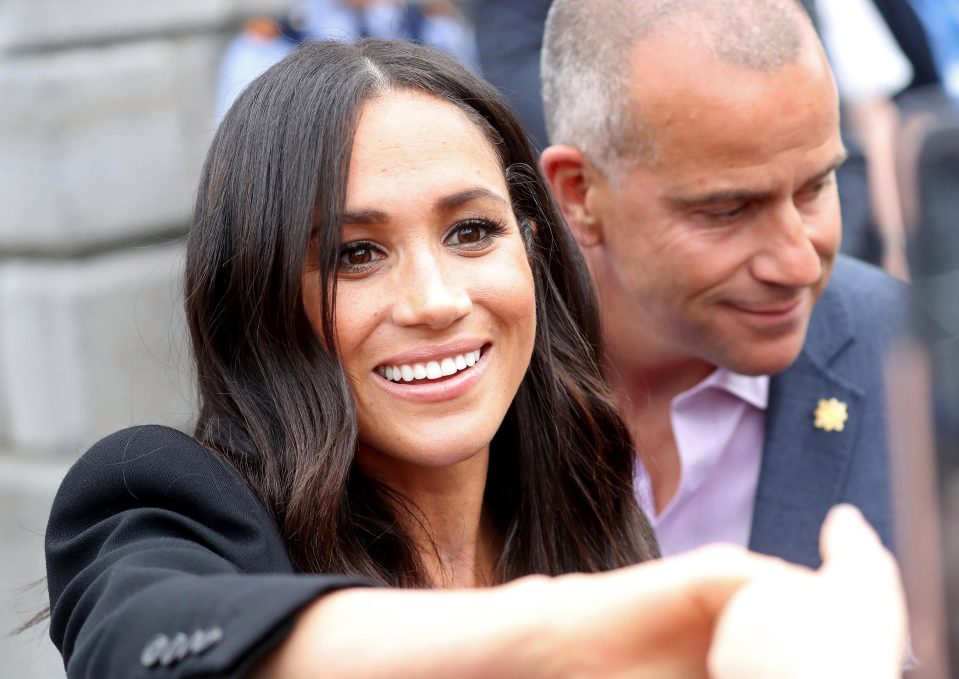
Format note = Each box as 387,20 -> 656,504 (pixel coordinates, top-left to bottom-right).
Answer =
185,38 -> 658,586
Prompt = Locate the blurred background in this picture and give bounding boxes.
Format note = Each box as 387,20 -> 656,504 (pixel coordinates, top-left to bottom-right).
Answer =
0,3 -> 285,676
1,0 -> 957,677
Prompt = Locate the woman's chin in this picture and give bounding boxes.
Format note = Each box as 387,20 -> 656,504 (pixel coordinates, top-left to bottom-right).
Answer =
355,432 -> 494,478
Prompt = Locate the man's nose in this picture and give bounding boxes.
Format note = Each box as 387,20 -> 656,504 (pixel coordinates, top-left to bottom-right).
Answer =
390,253 -> 472,329
750,204 -> 824,288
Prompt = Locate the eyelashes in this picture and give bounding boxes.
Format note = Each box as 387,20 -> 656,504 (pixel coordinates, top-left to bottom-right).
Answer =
444,217 -> 508,249
336,216 -> 510,275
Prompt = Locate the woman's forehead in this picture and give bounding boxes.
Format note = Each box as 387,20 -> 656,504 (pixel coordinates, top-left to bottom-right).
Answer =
345,92 -> 508,211
353,92 -> 499,164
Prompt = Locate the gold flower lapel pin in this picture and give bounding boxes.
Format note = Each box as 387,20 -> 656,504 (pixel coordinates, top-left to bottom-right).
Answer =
814,398 -> 848,432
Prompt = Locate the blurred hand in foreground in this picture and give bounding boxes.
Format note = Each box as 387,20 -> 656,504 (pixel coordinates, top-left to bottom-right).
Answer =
708,504 -> 908,678
252,505 -> 906,678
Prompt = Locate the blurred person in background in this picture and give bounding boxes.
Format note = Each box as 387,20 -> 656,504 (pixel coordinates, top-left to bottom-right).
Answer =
216,12 -> 310,120
217,0 -> 476,120
871,0 -> 943,99
909,0 -> 959,102
299,0 -> 475,66
815,0 -> 919,280
473,0 -> 552,151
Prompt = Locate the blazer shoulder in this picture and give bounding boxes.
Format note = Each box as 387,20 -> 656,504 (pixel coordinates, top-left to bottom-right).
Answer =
70,424 -> 230,476
50,425 -> 275,552
828,256 -> 909,324
47,426 -> 374,679
819,256 -> 910,354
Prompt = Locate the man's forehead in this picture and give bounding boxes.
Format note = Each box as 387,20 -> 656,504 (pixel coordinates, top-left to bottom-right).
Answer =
630,25 -> 822,103
622,39 -> 838,168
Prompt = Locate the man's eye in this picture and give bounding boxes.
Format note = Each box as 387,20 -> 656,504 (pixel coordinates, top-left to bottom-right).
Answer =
708,204 -> 746,220
801,178 -> 832,200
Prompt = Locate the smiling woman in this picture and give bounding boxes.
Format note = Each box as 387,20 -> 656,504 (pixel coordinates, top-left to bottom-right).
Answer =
307,92 -> 538,529
42,39 -> 906,679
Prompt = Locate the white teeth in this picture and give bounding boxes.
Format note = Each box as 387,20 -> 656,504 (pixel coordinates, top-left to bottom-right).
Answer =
440,357 -> 457,376
379,348 -> 484,383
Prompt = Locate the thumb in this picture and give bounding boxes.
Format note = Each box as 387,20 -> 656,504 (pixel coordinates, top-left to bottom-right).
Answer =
818,503 -> 909,676
818,504 -> 885,570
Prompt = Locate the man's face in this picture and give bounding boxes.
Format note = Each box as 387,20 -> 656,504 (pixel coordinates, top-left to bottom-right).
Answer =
583,35 -> 844,378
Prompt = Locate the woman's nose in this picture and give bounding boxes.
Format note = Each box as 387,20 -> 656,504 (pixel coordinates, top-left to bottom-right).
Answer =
390,254 -> 472,329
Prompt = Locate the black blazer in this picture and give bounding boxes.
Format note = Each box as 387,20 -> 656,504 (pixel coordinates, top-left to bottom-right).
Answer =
46,425 -> 374,678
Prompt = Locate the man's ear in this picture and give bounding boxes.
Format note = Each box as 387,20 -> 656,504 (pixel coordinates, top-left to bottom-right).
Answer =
540,145 -> 604,247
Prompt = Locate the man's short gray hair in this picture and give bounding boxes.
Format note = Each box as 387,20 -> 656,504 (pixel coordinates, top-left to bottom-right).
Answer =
541,0 -> 812,172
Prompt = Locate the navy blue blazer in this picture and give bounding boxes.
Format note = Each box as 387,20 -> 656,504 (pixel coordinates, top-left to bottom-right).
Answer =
748,255 -> 908,567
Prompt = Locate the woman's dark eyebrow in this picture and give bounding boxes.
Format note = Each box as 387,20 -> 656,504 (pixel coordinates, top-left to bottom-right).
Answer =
342,208 -> 389,225
435,187 -> 509,211
341,188 -> 508,225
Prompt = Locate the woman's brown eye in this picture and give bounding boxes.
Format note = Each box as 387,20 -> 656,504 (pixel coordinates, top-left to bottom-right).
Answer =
446,219 -> 505,248
347,247 -> 372,265
337,242 -> 382,271
457,225 -> 482,243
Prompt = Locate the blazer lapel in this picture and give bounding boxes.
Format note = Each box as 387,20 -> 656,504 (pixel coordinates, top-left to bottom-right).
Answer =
748,285 -> 864,567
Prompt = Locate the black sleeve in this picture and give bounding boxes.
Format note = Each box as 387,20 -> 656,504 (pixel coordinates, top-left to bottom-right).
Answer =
45,425 -> 376,679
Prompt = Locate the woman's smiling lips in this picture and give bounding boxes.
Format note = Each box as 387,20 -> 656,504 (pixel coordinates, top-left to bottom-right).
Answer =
373,339 -> 491,403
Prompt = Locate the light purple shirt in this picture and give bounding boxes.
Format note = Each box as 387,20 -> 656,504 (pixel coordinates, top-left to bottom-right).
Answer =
634,368 -> 769,557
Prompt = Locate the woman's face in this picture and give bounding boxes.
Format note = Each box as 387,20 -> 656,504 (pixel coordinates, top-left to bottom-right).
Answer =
303,91 -> 536,483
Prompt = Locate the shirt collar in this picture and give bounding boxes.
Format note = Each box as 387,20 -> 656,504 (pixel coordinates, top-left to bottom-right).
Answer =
673,367 -> 769,411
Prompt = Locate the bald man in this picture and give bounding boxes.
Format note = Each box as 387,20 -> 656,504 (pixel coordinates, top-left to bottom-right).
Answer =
540,0 -> 906,567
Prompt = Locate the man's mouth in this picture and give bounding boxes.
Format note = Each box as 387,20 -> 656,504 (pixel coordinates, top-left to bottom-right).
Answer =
377,348 -> 483,384
727,295 -> 805,316
733,301 -> 801,315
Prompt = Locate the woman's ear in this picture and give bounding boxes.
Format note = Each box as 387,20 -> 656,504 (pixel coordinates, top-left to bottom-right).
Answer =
539,145 -> 604,247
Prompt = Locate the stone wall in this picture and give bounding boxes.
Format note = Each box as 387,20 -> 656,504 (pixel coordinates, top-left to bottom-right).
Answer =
0,1 -> 288,676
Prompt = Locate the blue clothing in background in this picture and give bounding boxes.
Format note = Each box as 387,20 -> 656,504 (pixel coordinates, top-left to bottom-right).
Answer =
473,0 -> 552,151
910,0 -> 959,99
300,0 -> 476,68
216,32 -> 297,121
217,1 -> 477,122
